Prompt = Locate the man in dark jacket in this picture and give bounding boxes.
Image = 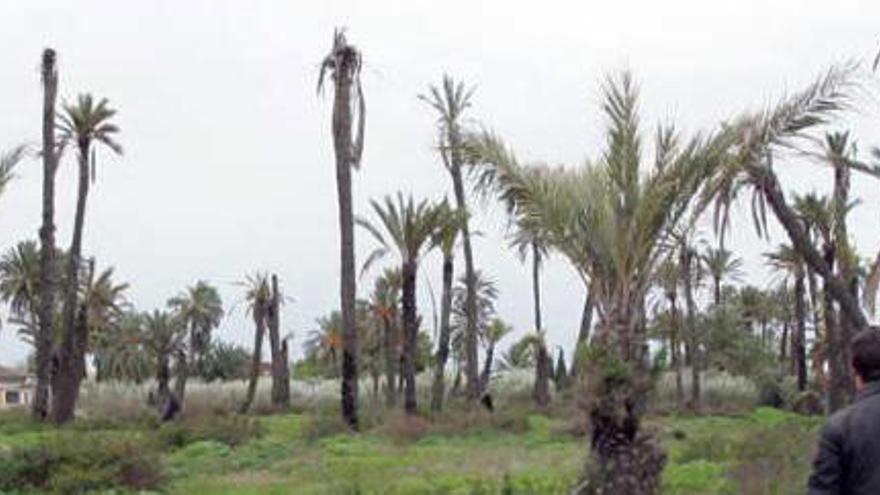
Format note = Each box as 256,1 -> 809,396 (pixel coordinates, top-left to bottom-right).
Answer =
807,329 -> 880,494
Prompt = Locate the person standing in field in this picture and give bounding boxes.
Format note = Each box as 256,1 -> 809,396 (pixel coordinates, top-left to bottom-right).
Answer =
807,329 -> 880,494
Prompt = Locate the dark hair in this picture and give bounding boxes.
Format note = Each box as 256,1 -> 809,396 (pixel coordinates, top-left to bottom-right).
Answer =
851,329 -> 880,382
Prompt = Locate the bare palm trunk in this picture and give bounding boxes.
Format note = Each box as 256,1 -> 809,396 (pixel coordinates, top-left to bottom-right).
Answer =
240,308 -> 265,413
531,246 -> 550,406
794,270 -> 807,391
669,291 -> 684,407
332,68 -> 360,429
780,319 -> 789,363
34,48 -> 58,421
681,248 -> 700,411
571,286 -> 594,376
382,314 -> 396,407
268,275 -> 288,409
480,343 -> 495,393
832,159 -> 857,399
448,163 -> 480,402
430,251 -> 454,412
52,141 -> 90,424
401,261 -> 418,414
157,354 -> 171,402
174,349 -> 187,404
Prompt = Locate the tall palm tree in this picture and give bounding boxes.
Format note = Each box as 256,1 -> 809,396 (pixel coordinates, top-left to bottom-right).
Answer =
53,94 -> 122,424
467,73 -> 733,493
168,281 -> 223,402
429,203 -> 463,411
420,75 -> 481,402
240,273 -> 271,413
678,234 -> 704,410
358,193 -> 443,414
319,29 -> 365,429
35,47 -> 60,420
479,318 -> 512,392
765,244 -> 808,390
700,246 -> 743,306
142,310 -> 185,403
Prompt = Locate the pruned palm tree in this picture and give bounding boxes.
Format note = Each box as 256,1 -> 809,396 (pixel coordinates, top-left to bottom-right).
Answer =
420,75 -> 481,402
142,310 -> 185,403
53,94 -> 122,424
319,29 -> 365,429
168,281 -> 223,402
701,246 -> 743,306
429,202 -> 464,411
240,273 -> 271,413
357,193 -> 443,414
35,47 -> 60,420
467,72 -> 733,493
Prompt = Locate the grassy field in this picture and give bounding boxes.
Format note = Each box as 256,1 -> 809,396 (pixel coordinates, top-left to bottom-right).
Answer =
0,403 -> 822,494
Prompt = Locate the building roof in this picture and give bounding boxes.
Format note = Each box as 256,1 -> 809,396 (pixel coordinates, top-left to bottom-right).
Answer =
0,366 -> 30,383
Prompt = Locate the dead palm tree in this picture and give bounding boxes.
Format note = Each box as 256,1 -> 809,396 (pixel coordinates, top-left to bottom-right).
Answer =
319,29 -> 365,429
35,47 -> 60,420
357,193 -> 443,414
53,94 -> 122,424
420,75 -> 481,402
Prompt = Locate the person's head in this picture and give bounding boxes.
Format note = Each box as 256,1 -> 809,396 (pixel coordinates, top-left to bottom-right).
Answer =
850,329 -> 880,389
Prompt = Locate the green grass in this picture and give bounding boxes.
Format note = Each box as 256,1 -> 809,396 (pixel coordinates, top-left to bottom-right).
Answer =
0,406 -> 824,494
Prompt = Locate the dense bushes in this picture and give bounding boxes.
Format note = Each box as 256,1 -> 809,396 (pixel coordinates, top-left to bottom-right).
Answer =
0,432 -> 164,493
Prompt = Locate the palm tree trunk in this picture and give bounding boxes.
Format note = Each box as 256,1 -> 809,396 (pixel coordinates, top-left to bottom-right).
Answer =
240,309 -> 265,413
268,275 -> 288,409
780,320 -> 789,363
34,48 -> 58,421
157,354 -> 170,402
430,251 -> 454,412
832,160 -> 857,399
401,261 -> 418,414
681,248 -> 700,411
794,270 -> 807,391
383,314 -> 396,407
52,142 -> 90,424
756,167 -> 867,331
449,163 -> 480,402
531,246 -> 550,406
669,293 -> 684,407
333,62 -> 359,429
713,276 -> 721,306
174,349 -> 187,403
571,285 -> 594,376
480,343 -> 495,393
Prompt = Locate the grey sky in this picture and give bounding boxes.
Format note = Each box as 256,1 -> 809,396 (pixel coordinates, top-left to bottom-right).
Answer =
1,1 -> 879,366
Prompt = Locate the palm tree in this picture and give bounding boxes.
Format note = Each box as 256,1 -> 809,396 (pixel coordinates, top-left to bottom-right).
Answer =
420,75 -> 481,402
0,242 -> 41,326
467,73 -> 732,493
766,244 -> 808,390
266,274 -> 289,409
53,94 -> 122,424
701,246 -> 743,306
142,310 -> 185,403
654,258 -> 684,405
168,281 -> 223,402
35,47 -> 60,420
678,234 -> 704,410
479,318 -> 512,392
358,193 -> 443,414
93,311 -> 150,383
703,65 -> 866,335
0,145 -> 26,206
429,202 -> 463,411
367,269 -> 401,406
240,273 -> 271,413
319,29 -> 365,429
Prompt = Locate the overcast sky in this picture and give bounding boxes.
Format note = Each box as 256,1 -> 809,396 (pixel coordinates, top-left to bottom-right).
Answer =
1,1 -> 879,367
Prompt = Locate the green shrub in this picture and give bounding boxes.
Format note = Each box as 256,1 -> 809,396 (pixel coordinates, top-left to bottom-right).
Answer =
0,432 -> 164,493
158,413 -> 261,449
